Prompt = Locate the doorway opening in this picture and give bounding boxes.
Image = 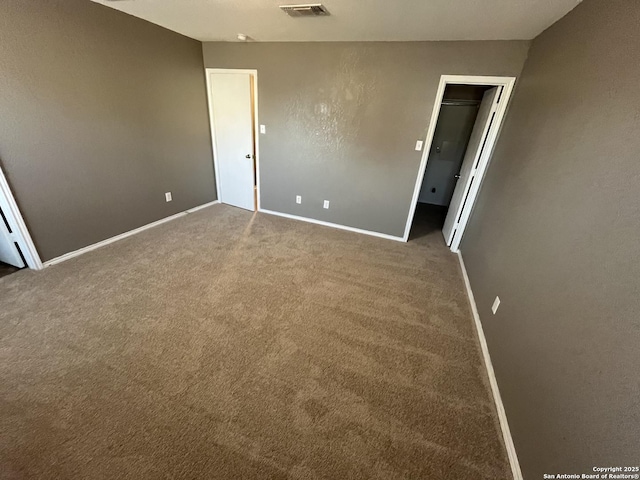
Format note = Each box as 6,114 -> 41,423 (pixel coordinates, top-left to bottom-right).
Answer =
205,68 -> 260,212
404,75 -> 516,251
0,260 -> 22,279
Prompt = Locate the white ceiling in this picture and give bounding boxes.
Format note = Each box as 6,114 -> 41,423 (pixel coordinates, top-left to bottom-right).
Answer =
92,0 -> 581,42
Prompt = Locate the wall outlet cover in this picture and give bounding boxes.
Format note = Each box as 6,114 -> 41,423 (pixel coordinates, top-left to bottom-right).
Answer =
415,140 -> 424,151
492,296 -> 501,314
165,192 -> 172,202
323,200 -> 330,209
296,195 -> 302,204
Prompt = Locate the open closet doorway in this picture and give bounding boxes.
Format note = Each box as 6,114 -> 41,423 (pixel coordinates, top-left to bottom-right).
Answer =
404,75 -> 516,251
205,69 -> 260,211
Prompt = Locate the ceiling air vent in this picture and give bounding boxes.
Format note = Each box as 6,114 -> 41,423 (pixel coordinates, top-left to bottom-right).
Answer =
279,4 -> 330,17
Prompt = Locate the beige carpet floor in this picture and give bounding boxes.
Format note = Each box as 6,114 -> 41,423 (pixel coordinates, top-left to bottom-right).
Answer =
0,204 -> 510,479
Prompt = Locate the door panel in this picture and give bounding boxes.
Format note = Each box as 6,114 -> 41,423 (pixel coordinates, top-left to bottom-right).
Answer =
209,73 -> 255,211
0,206 -> 25,268
442,87 -> 500,245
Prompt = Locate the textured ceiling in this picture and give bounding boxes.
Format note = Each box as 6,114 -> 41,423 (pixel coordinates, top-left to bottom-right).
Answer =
91,0 -> 581,42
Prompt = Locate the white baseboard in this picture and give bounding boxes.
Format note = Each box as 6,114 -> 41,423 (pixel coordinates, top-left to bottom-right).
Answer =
258,208 -> 405,242
44,200 -> 220,267
457,251 -> 523,480
186,200 -> 220,213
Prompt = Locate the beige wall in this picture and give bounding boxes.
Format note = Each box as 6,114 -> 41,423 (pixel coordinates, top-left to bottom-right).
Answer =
202,41 -> 530,237
460,0 -> 640,477
0,0 -> 216,261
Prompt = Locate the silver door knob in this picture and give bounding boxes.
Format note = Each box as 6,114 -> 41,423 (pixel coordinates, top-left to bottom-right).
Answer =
454,174 -> 461,179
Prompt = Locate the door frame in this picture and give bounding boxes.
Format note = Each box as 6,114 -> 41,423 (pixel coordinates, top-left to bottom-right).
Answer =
205,68 -> 261,210
0,166 -> 43,270
403,75 -> 516,251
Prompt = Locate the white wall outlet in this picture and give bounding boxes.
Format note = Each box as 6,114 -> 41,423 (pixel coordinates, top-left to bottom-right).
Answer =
323,200 -> 330,209
415,140 -> 424,151
260,125 -> 266,134
296,195 -> 302,204
165,192 -> 172,202
491,296 -> 501,314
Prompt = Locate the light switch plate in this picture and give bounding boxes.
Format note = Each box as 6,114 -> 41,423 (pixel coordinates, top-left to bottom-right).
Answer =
165,192 -> 172,202
415,140 -> 424,151
260,125 -> 266,134
491,296 -> 501,314
323,200 -> 330,209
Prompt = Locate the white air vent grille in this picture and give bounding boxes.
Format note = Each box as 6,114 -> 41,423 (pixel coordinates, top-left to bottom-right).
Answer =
279,4 -> 330,17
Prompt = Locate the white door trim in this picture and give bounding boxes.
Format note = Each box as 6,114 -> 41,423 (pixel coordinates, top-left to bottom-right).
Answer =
403,75 -> 516,250
0,167 -> 43,270
205,68 -> 261,210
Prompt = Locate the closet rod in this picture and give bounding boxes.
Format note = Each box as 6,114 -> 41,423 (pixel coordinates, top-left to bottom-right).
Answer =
441,100 -> 480,106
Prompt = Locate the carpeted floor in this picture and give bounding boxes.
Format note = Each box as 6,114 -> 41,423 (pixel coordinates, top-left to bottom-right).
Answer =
0,204 -> 510,479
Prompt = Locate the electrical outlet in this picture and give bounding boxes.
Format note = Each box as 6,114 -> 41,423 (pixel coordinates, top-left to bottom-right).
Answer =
491,296 -> 501,314
415,140 -> 424,151
296,195 -> 302,204
260,125 -> 266,134
323,200 -> 330,209
165,192 -> 172,202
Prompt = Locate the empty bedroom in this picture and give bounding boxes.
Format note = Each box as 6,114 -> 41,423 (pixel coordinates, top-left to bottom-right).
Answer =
1,0 -> 637,479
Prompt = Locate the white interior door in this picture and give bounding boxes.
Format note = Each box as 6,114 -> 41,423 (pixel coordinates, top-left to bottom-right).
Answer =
442,87 -> 500,245
0,207 -> 25,268
209,73 -> 255,211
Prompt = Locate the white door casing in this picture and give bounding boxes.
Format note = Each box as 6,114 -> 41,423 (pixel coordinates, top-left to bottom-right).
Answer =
442,87 -> 500,245
208,72 -> 255,211
404,76 -> 516,249
0,166 -> 42,270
